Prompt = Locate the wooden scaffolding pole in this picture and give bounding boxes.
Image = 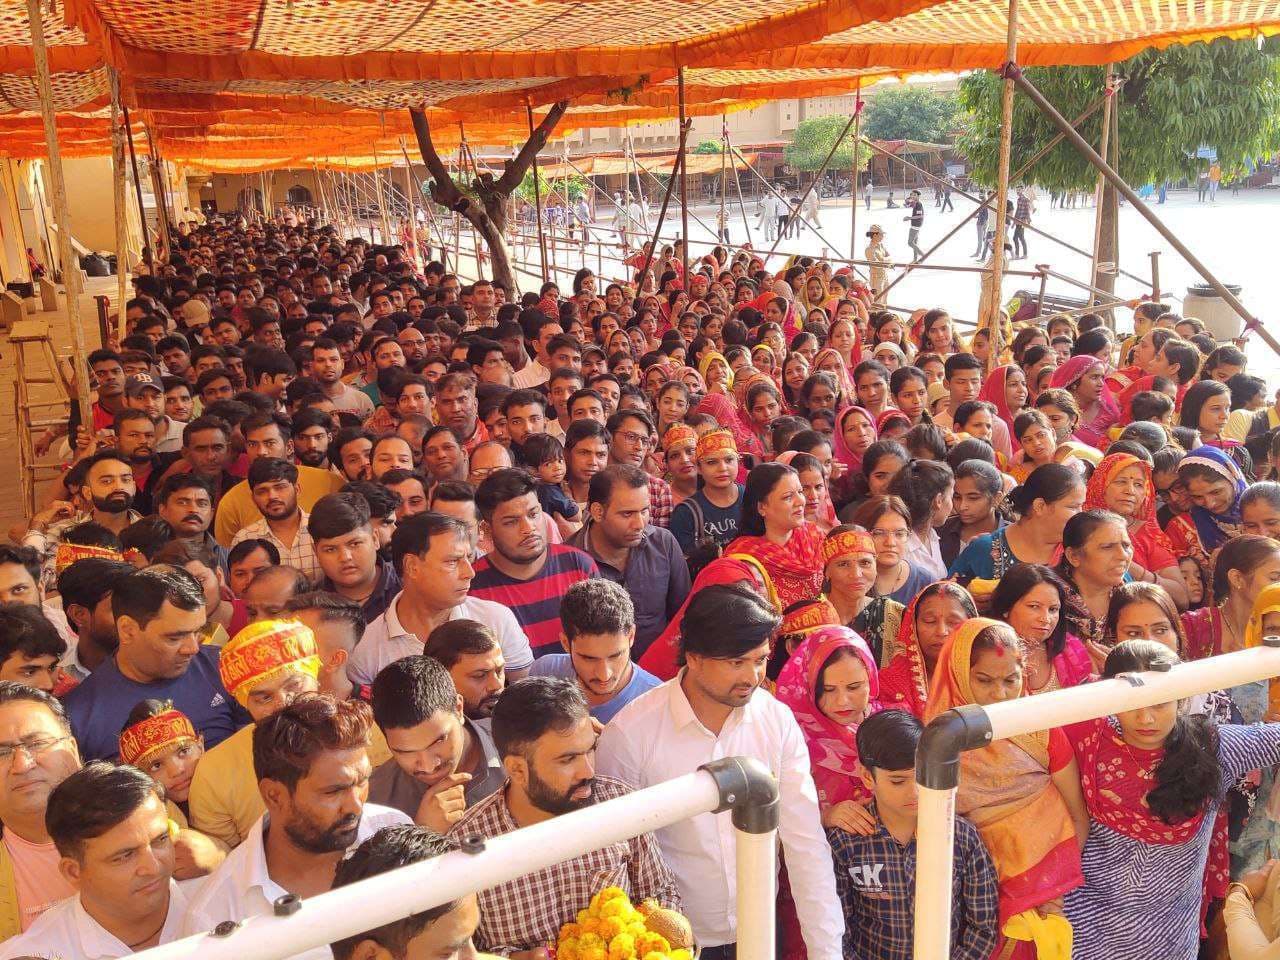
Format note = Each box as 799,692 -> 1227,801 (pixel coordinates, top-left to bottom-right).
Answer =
678,68 -> 690,280
718,115 -> 729,245
526,103 -> 549,283
120,105 -> 152,270
108,67 -> 128,340
24,0 -> 92,418
984,0 -> 1019,371
1089,65 -> 1116,305
850,93 -> 862,261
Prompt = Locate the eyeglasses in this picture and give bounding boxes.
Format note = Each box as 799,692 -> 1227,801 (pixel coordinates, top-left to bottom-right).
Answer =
0,735 -> 70,766
870,528 -> 910,542
617,430 -> 653,447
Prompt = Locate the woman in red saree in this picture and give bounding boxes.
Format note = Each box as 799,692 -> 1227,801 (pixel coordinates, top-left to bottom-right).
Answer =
726,462 -> 826,610
979,363 -> 1030,452
637,553 -> 780,681
1083,452 -> 1188,608
927,618 -> 1088,959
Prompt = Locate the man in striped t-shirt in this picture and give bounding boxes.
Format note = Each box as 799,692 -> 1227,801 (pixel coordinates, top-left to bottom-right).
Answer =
470,469 -> 598,656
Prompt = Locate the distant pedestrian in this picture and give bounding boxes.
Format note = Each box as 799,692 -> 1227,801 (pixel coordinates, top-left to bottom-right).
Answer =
1197,169 -> 1209,202
863,178 -> 873,210
903,190 -> 925,262
973,193 -> 990,258
1209,162 -> 1222,202
1012,187 -> 1030,259
941,178 -> 955,212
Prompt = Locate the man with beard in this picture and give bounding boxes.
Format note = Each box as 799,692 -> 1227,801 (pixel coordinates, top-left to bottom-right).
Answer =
368,656 -> 504,833
184,695 -> 410,959
231,458 -> 320,583
188,619 -> 323,848
597,584 -> 843,960
290,408 -> 333,469
154,474 -> 226,572
470,470 -> 596,656
24,452 -> 142,588
332,428 -> 376,483
55,558 -> 134,686
310,338 -> 375,418
452,678 -> 680,955
64,566 -> 251,761
213,411 -> 343,547
422,620 -> 505,721
111,409 -> 161,513
123,373 -> 184,455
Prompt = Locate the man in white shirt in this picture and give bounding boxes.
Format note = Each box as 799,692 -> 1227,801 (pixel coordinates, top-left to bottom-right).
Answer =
512,315 -> 562,390
0,762 -> 195,959
183,695 -> 411,960
596,583 -> 844,960
347,512 -> 533,689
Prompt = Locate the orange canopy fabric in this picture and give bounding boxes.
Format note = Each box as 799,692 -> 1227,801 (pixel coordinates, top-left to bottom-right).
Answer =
0,0 -> 1276,168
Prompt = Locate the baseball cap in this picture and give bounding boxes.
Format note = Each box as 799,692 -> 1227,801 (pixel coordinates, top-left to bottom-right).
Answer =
125,371 -> 164,397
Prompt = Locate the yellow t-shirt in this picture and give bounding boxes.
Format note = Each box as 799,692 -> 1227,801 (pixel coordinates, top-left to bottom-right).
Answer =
188,721 -> 392,848
213,464 -> 344,547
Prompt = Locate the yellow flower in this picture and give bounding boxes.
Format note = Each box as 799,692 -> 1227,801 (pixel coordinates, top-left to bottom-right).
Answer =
642,951 -> 668,960
582,947 -> 607,960
625,921 -> 647,939
671,950 -> 693,960
578,910 -> 592,926
559,945 -> 579,960
579,933 -> 604,951
599,900 -> 629,920
559,924 -> 582,941
598,886 -> 628,904
598,917 -> 626,940
581,919 -> 602,937
607,932 -> 636,960
637,933 -> 670,955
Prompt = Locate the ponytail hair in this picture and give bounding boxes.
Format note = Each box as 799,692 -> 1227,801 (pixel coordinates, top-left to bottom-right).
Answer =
1003,462 -> 1082,522
1102,640 -> 1221,823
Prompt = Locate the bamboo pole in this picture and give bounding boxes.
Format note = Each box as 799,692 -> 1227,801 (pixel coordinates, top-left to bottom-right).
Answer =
1010,65 -> 1280,359
1089,65 -> 1116,305
636,118 -> 693,288
984,0 -> 1019,372
724,129 -> 754,246
108,68 -> 129,341
121,106 -> 152,270
850,93 -> 862,261
678,68 -> 690,280
24,0 -> 92,418
526,104 -> 549,283
719,115 -> 729,246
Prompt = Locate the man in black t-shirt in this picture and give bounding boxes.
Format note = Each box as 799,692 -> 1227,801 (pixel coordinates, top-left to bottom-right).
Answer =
904,190 -> 925,262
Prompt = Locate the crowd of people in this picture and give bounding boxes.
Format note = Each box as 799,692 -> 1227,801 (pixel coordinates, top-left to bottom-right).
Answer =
4,211 -> 1280,960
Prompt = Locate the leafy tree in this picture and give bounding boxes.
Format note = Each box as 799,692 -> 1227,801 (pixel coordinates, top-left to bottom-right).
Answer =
863,85 -> 961,143
957,38 -> 1280,294
784,115 -> 870,172
692,140 -> 723,154
516,171 -> 590,204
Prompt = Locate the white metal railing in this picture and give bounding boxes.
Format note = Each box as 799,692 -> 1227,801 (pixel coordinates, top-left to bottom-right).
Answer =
913,643 -> 1280,960
132,760 -> 778,960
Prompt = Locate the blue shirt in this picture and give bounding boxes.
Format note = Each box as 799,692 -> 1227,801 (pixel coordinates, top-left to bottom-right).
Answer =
64,645 -> 252,761
567,524 -> 691,657
529,654 -> 662,723
828,804 -> 998,960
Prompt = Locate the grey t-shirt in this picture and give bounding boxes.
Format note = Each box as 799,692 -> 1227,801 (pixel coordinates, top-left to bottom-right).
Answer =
368,717 -> 506,817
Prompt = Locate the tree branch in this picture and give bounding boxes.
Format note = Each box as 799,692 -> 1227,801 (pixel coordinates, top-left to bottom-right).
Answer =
409,107 -> 466,211
495,99 -> 570,195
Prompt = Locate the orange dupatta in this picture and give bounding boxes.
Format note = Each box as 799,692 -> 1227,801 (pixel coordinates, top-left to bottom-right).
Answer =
925,618 -> 1083,923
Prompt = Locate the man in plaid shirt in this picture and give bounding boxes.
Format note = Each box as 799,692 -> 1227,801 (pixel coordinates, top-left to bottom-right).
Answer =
828,711 -> 998,960
450,677 -> 681,955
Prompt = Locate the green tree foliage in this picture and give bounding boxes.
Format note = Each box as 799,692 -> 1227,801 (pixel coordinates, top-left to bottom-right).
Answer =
863,85 -> 961,143
516,171 -> 590,204
692,140 -> 723,154
784,115 -> 870,172
958,37 -> 1280,191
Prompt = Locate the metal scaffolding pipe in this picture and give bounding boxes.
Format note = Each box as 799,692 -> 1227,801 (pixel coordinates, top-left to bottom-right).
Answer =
984,0 -> 1019,370
678,68 -> 690,280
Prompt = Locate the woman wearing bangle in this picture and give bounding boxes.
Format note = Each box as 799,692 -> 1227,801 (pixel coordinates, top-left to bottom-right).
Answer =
1224,860 -> 1280,959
